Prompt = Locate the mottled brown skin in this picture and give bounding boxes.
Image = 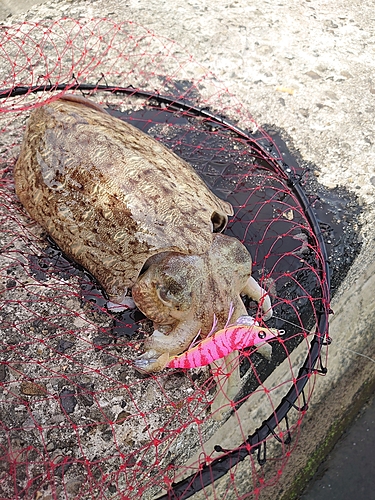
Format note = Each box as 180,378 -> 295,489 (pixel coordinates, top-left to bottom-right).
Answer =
14,96 -> 232,303
14,95 -> 272,376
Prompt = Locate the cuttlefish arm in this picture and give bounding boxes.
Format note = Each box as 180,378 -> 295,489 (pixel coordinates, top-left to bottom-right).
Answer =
242,276 -> 273,321
134,316 -> 202,373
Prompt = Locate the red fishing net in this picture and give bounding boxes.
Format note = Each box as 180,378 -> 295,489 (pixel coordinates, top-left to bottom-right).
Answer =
0,19 -> 330,500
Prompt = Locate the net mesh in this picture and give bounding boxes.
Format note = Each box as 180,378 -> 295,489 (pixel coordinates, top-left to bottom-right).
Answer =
0,19 -> 330,500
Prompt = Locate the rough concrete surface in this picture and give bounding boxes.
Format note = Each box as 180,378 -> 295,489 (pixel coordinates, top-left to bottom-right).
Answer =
0,0 -> 44,18
1,0 -> 375,499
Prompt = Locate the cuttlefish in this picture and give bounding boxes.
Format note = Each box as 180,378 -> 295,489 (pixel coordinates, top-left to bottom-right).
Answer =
14,95 -> 273,415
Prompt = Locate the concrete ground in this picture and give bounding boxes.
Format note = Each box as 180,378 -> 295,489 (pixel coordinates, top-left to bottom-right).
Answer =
1,0 -> 375,499
0,0 -> 44,19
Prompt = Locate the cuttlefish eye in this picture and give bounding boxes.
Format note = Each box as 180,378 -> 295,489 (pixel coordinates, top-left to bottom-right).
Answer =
258,331 -> 267,340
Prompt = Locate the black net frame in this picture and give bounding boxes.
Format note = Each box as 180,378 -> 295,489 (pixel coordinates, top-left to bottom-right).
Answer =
1,82 -> 331,499
0,19 -> 331,500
